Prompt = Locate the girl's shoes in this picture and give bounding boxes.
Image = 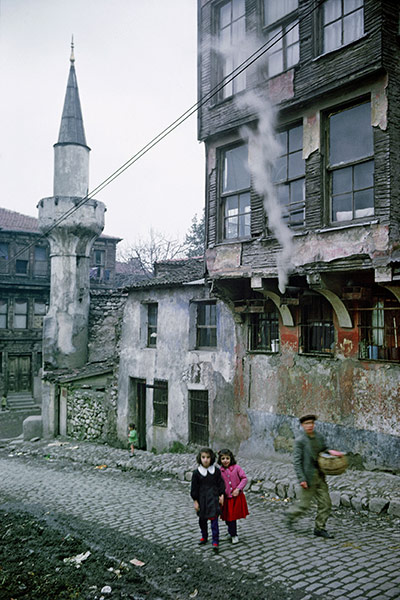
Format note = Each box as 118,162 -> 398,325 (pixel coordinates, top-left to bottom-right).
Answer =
231,536 -> 239,544
212,544 -> 219,554
198,538 -> 207,545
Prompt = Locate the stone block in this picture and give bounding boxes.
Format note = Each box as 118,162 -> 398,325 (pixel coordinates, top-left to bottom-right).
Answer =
251,483 -> 262,493
387,499 -> 400,517
340,493 -> 351,507
351,496 -> 363,511
330,491 -> 341,508
369,497 -> 389,514
276,480 -> 289,498
185,470 -> 192,481
262,480 -> 276,495
23,415 -> 43,441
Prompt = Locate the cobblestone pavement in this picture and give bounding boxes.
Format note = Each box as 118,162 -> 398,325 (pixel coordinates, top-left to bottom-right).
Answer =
0,451 -> 399,600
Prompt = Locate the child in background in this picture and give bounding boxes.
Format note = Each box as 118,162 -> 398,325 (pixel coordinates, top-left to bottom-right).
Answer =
190,447 -> 225,554
128,423 -> 138,457
218,448 -> 249,544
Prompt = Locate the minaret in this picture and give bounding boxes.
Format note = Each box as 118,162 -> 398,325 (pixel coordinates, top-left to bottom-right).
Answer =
38,41 -> 105,369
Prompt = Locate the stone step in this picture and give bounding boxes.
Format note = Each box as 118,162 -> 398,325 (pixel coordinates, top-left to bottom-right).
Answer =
5,394 -> 37,410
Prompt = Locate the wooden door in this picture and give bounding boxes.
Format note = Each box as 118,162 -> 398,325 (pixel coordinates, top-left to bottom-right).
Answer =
8,355 -> 32,392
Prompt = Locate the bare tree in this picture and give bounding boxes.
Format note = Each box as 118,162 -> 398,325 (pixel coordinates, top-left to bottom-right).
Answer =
117,228 -> 188,275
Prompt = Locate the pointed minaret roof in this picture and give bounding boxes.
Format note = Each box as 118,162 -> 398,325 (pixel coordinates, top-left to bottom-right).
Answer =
56,39 -> 89,148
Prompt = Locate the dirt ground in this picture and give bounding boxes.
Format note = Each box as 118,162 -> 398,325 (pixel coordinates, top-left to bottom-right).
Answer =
0,502 -> 309,600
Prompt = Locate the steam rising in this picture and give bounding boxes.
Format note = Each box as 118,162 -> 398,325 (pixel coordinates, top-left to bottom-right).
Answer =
239,92 -> 293,293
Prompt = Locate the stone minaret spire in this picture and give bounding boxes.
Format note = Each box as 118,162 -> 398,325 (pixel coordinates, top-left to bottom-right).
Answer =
38,43 -> 105,371
53,37 -> 90,198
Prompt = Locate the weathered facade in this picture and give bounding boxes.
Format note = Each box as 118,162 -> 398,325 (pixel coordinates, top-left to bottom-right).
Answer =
198,0 -> 400,469
116,258 -> 239,453
0,208 -> 119,409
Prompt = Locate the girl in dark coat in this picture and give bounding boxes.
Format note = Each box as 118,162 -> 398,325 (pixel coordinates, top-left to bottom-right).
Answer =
190,447 -> 225,553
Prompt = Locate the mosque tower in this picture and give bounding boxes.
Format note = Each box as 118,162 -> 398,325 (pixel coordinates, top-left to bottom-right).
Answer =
38,42 -> 105,369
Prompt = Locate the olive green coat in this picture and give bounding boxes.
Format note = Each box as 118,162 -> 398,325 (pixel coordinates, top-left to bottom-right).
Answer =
293,430 -> 327,486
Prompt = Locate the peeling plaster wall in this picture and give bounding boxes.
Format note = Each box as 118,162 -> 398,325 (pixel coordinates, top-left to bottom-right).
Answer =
117,285 -> 238,452
239,347 -> 400,471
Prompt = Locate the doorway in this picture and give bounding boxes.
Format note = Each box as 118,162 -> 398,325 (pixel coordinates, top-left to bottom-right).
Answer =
129,378 -> 147,450
8,355 -> 32,393
189,389 -> 209,445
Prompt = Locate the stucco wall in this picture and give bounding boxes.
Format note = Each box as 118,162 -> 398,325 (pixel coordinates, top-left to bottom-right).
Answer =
117,284 -> 237,452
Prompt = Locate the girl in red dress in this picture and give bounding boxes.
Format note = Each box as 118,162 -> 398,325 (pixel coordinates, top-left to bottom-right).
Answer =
218,448 -> 249,544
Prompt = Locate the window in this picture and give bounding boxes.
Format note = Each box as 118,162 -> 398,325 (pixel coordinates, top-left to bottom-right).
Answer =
321,0 -> 364,54
14,299 -> 28,329
147,303 -> 158,347
33,300 -> 47,329
0,300 -> 7,329
221,144 -> 251,239
327,101 -> 374,223
249,305 -> 280,352
153,380 -> 168,427
189,390 -> 209,445
300,295 -> 335,355
358,296 -> 400,362
263,0 -> 299,78
273,124 -> 305,228
90,249 -> 105,281
15,245 -> 29,276
216,0 -> 246,99
0,243 -> 9,274
196,302 -> 217,348
33,246 -> 48,277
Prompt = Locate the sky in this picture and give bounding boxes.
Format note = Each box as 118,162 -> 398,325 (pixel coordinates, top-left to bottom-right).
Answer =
0,0 -> 205,250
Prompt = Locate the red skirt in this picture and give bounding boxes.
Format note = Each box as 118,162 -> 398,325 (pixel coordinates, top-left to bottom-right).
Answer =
221,492 -> 249,522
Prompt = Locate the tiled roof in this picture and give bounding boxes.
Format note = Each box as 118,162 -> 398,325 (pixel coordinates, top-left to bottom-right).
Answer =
0,208 -> 40,233
0,207 -> 120,240
126,257 -> 204,289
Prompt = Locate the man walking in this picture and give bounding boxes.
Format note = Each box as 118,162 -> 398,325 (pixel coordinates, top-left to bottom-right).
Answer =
285,414 -> 341,539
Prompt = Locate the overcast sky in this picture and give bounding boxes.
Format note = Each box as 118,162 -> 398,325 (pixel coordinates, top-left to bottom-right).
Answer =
0,0 -> 204,249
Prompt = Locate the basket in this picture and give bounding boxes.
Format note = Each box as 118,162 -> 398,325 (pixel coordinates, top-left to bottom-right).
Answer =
318,452 -> 348,476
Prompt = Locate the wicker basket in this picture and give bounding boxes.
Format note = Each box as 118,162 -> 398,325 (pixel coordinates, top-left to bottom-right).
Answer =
318,452 -> 348,476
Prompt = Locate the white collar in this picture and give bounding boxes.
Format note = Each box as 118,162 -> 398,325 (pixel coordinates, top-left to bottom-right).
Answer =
198,465 -> 215,476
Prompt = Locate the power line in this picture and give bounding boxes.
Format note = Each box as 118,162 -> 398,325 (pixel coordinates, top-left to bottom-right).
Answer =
6,0 -> 323,264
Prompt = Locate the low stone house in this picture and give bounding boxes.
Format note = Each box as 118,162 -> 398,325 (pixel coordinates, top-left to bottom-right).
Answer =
116,257 -> 238,453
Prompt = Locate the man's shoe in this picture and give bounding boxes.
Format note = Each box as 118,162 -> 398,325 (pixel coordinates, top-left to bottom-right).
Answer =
198,538 -> 207,545
212,544 -> 219,554
314,528 -> 334,539
231,536 -> 239,544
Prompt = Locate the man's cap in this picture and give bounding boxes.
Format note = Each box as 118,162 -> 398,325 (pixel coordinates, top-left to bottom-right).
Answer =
299,414 -> 317,423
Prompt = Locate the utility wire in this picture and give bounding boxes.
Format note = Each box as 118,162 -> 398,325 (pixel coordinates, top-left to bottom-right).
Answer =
7,0 -> 323,264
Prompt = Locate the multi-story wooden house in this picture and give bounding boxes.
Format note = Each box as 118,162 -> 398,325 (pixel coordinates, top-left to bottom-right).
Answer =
0,207 -> 120,404
197,0 -> 399,469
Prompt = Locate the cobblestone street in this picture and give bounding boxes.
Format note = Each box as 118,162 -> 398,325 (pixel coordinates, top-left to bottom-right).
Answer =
0,449 -> 399,600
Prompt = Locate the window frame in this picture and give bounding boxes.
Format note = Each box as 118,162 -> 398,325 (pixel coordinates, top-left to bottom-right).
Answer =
196,301 -> 217,349
215,0 -> 247,101
0,299 -> 8,329
273,122 -> 305,229
319,0 -> 364,55
14,299 -> 28,329
248,303 -> 280,353
152,379 -> 168,427
299,295 -> 335,356
147,303 -> 158,348
357,295 -> 400,362
219,142 -> 251,241
33,246 -> 48,278
262,0 -> 300,79
325,99 -> 374,225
